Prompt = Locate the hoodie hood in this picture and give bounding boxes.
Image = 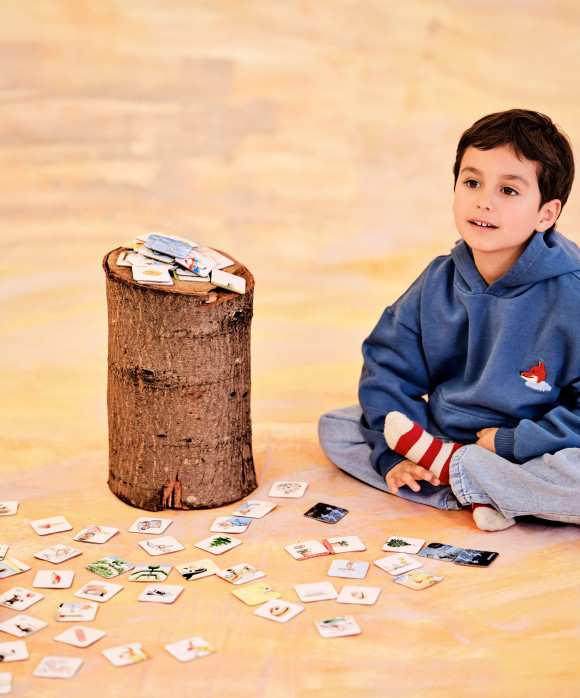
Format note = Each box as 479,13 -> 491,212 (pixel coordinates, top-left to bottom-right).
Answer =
450,230 -> 580,294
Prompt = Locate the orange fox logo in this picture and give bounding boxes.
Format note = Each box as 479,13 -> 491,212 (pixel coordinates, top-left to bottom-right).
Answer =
520,361 -> 551,392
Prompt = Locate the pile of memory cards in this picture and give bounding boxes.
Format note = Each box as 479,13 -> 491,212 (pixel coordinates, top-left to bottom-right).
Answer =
116,232 -> 246,294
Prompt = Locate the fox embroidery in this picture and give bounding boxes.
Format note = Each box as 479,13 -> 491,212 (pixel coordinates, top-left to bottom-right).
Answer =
520,361 -> 552,392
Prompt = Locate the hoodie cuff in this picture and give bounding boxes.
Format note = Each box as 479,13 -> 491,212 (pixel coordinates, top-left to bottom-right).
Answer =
494,428 -> 516,461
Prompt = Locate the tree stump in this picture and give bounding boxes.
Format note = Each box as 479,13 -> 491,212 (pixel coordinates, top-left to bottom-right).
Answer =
102,247 -> 257,511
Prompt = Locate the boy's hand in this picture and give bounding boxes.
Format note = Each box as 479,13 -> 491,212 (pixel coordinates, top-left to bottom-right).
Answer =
385,459 -> 440,495
476,427 -> 498,453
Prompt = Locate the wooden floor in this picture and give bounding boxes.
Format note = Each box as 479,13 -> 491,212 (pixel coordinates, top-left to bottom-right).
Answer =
1,2 -> 580,696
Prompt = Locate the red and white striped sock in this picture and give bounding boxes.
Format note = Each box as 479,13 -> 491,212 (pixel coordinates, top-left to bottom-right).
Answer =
384,411 -> 463,485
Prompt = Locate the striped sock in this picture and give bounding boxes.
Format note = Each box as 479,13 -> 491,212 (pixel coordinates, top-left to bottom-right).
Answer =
384,411 -> 463,485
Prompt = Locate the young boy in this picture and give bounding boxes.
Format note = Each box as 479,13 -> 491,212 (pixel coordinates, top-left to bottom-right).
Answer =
319,109 -> 580,531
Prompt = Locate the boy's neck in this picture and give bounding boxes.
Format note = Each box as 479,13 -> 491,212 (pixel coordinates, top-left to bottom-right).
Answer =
471,246 -> 528,286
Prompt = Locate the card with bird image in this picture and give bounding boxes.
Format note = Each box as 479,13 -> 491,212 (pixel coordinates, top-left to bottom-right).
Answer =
127,564 -> 171,582
232,500 -> 277,519
336,586 -> 382,606
0,588 -> 44,612
210,516 -> 250,533
164,636 -> 216,662
216,563 -> 265,585
102,643 -> 150,667
315,616 -> 361,639
137,584 -> 184,604
30,516 -> 72,536
33,656 -> 83,679
73,525 -> 119,544
194,535 -> 242,555
0,614 -> 47,638
374,553 -> 423,576
73,580 -> 123,603
418,543 -> 464,562
231,582 -> 281,606
175,559 -> 220,581
0,640 -> 28,663
139,536 -> 184,556
327,560 -> 370,579
382,535 -> 426,555
56,602 -> 99,622
284,540 -> 330,561
253,599 -> 304,624
392,569 -> 443,591
322,536 -> 366,554
33,570 -> 75,589
86,556 -> 135,579
54,626 -> 106,648
34,544 -> 82,564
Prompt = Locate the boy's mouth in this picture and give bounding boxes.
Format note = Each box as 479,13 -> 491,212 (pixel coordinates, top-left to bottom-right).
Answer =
469,219 -> 497,230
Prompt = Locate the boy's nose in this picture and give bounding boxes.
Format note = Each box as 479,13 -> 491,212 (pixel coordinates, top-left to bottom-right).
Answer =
476,189 -> 493,210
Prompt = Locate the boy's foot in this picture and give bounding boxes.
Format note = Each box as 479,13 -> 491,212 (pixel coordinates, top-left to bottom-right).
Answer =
384,411 -> 463,485
472,503 -> 516,531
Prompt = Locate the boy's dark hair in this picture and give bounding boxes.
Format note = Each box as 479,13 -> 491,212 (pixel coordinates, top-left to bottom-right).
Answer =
453,109 -> 574,231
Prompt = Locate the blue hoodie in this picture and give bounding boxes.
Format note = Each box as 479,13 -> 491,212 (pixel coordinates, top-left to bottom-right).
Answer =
359,230 -> 580,478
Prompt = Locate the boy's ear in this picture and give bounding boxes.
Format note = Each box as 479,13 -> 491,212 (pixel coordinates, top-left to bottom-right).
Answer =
536,199 -> 562,232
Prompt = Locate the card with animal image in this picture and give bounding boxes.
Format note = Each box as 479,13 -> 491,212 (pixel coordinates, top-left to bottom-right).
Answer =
138,535 -> 185,556
322,536 -> 366,554
102,643 -> 150,667
232,500 -> 277,519
0,559 -> 30,579
129,517 -> 173,535
284,540 -> 330,561
315,616 -> 361,639
327,560 -> 370,579
210,268 -> 246,294
86,556 -> 134,579
0,614 -> 47,638
0,587 -> 44,612
418,542 -> 464,562
137,584 -> 184,604
73,525 -> 119,544
54,626 -> 106,648
30,516 -> 72,536
34,544 -> 82,564
74,580 -> 123,603
453,549 -> 499,567
128,564 -> 171,582
374,553 -> 423,576
392,569 -> 443,591
304,502 -> 348,524
194,535 -> 242,555
33,656 -> 83,679
56,602 -> 99,622
145,233 -> 193,259
0,673 -> 10,695
231,582 -> 281,606
210,516 -> 250,533
175,559 -> 220,581
0,640 -> 28,663
294,581 -> 338,603
253,599 -> 304,624
268,481 -> 309,498
0,502 -> 18,516
131,265 -> 173,285
164,636 -> 216,662
337,586 -> 382,606
33,570 -> 75,589
382,535 -> 426,554
216,563 -> 265,585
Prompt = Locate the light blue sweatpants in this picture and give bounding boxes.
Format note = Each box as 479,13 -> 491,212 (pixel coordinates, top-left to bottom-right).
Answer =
318,404 -> 580,524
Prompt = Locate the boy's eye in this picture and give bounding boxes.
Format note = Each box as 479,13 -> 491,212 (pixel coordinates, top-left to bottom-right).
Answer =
464,179 -> 479,188
501,186 -> 518,196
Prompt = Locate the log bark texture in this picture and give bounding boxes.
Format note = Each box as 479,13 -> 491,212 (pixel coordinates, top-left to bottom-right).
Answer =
103,248 -> 257,511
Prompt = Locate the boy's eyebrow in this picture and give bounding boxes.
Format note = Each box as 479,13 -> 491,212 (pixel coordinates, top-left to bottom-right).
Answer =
460,166 -> 530,188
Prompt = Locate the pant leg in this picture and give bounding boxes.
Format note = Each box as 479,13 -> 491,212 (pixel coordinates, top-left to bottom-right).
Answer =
318,405 -> 463,511
449,445 -> 580,524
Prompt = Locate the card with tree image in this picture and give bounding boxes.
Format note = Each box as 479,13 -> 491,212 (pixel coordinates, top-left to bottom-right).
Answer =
382,536 -> 426,554
194,535 -> 242,555
322,536 -> 366,554
85,557 -> 134,579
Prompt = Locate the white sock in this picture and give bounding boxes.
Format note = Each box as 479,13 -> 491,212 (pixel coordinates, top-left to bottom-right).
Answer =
472,504 -> 516,532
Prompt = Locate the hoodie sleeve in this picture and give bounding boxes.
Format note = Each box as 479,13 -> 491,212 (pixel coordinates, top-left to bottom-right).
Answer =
358,271 -> 433,479
495,375 -> 580,462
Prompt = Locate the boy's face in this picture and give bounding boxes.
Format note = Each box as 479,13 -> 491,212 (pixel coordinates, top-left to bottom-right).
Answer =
453,145 -> 560,270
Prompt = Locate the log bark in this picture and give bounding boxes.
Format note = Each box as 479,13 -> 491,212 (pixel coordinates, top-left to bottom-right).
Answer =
103,247 -> 257,511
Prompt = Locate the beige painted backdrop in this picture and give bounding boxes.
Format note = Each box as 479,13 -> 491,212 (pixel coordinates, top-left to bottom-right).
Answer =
1,2 -> 580,697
